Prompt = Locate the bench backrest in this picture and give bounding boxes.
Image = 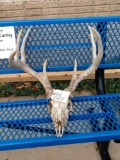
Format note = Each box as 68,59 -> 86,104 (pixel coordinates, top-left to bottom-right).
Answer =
0,16 -> 120,74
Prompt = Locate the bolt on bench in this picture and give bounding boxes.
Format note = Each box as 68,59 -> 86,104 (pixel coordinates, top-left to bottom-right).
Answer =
0,16 -> 120,160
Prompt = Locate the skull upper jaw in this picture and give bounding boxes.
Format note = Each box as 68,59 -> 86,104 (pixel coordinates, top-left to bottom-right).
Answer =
48,99 -> 73,137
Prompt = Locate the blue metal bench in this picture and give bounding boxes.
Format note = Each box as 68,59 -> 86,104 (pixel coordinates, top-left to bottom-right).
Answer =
0,16 -> 120,160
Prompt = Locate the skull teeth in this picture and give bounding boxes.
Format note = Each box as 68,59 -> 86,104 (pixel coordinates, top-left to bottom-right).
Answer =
55,125 -> 64,137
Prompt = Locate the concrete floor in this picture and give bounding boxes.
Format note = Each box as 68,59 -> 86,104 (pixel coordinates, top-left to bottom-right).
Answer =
0,141 -> 120,160
0,94 -> 120,160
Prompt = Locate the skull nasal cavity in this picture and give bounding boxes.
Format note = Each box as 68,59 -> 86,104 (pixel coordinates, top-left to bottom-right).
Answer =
57,108 -> 62,121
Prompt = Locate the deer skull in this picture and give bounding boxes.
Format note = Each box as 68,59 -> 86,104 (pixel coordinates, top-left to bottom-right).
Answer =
48,90 -> 72,137
9,25 -> 103,137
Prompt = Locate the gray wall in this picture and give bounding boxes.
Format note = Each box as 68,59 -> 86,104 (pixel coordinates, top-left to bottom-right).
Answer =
0,0 -> 120,20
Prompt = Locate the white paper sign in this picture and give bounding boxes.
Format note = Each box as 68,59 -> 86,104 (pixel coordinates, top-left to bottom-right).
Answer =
0,26 -> 16,59
51,89 -> 70,103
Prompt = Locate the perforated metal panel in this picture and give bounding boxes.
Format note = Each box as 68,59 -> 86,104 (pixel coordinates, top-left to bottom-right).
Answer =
0,94 -> 120,151
0,16 -> 120,74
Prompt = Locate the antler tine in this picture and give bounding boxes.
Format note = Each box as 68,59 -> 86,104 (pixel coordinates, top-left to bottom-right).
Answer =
43,59 -> 53,96
9,49 -> 18,67
90,26 -> 103,67
65,25 -> 103,94
73,59 -> 77,76
9,27 -> 31,68
14,29 -> 22,61
87,25 -> 96,60
9,27 -> 53,97
43,59 -> 47,76
21,27 -> 32,63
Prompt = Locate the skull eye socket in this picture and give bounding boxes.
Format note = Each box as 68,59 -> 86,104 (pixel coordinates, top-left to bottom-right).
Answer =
67,104 -> 71,110
67,100 -> 73,111
48,101 -> 52,113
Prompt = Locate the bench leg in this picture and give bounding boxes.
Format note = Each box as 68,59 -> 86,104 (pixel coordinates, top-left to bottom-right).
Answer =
95,69 -> 111,160
97,141 -> 111,160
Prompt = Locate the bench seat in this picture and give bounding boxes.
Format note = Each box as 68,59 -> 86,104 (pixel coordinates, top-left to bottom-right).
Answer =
0,93 -> 120,151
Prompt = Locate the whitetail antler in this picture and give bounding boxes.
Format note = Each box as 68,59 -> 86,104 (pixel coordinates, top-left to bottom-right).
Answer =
65,26 -> 103,95
9,27 -> 53,97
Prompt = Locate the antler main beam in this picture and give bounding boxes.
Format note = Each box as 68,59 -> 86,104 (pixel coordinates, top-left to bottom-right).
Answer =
9,27 -> 53,97
65,26 -> 103,95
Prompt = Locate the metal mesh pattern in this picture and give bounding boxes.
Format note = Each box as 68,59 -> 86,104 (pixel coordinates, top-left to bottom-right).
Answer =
0,94 -> 120,150
0,16 -> 120,74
